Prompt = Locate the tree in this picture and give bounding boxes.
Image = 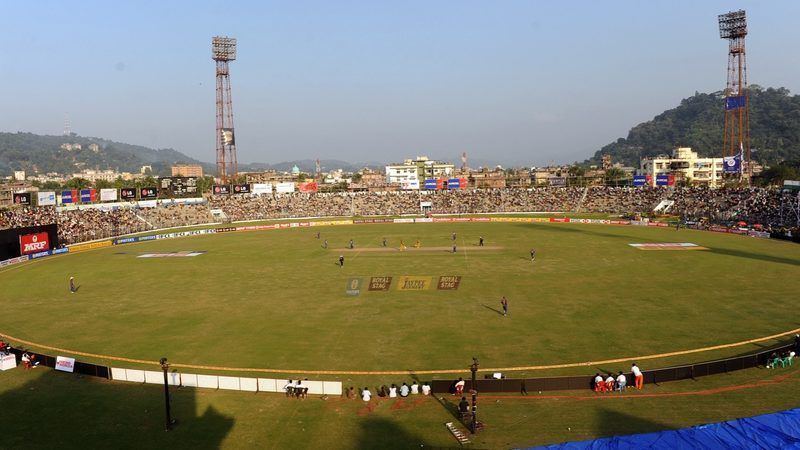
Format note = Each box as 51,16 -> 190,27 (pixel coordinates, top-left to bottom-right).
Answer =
136,175 -> 157,188
113,177 -> 128,189
64,177 -> 91,190
41,181 -> 62,190
196,175 -> 216,193
95,179 -> 113,189
759,163 -> 799,186
604,167 -> 626,184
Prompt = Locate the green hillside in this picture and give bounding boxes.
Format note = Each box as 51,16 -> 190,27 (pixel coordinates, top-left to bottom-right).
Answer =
0,132 -> 209,176
590,86 -> 800,167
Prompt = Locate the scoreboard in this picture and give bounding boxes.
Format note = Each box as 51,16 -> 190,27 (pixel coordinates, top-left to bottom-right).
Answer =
159,177 -> 198,197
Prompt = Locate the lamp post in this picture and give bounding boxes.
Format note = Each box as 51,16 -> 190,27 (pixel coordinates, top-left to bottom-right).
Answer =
160,357 -> 175,431
470,357 -> 479,434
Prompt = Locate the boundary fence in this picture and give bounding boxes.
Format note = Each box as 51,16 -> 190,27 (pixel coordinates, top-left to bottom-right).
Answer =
430,342 -> 794,394
7,341 -> 794,395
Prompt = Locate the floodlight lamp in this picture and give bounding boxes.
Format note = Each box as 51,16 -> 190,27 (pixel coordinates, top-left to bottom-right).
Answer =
212,36 -> 237,61
718,10 -> 747,39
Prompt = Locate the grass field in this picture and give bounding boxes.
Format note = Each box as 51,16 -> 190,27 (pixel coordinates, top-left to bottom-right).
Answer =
4,363 -> 800,449
2,219 -> 800,448
1,221 -> 799,377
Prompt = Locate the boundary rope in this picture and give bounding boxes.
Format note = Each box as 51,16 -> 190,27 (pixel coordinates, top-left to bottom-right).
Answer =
1,327 -> 796,376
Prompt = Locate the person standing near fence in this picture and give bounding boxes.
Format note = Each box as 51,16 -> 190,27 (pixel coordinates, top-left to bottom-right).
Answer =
631,363 -> 643,390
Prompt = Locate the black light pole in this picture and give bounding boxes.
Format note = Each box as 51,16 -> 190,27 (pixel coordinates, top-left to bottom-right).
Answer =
160,357 -> 175,431
470,357 -> 479,434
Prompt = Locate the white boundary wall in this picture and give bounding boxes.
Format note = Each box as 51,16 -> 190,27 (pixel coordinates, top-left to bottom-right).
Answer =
109,367 -> 342,396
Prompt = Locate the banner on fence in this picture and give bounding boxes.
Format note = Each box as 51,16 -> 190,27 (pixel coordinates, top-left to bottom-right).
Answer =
140,187 -> 158,199
251,183 -> 272,195
13,192 -> 32,205
37,191 -> 56,206
99,189 -> 117,202
120,188 -> 136,200
61,190 -> 78,204
69,240 -> 112,253
80,189 -> 97,203
19,232 -> 50,255
55,356 -> 76,373
275,182 -> 295,193
233,184 -> 251,194
298,182 -> 318,193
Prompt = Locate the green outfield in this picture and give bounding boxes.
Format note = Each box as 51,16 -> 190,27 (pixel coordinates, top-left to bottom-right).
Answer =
1,221 -> 798,376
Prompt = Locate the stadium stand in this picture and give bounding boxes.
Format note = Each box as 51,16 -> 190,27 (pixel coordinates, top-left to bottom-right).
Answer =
0,187 -> 797,245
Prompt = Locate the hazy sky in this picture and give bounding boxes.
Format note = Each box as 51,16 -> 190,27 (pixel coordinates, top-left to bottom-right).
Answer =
2,1 -> 799,166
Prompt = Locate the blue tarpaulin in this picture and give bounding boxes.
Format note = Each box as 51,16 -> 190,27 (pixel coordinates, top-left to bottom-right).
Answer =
725,95 -> 746,110
526,408 -> 800,450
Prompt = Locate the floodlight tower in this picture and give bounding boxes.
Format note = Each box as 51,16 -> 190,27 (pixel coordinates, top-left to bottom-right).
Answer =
718,10 -> 750,179
212,36 -> 238,183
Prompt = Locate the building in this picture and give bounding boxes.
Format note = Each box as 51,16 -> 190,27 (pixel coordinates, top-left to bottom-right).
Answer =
0,182 -> 37,207
60,143 -> 82,151
71,169 -> 122,183
505,168 -> 532,188
13,171 -> 25,181
245,170 -> 296,184
385,156 -> 455,189
171,164 -> 204,178
467,168 -> 506,189
640,147 -> 724,187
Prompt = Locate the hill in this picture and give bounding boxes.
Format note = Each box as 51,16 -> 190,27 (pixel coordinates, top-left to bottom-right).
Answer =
589,86 -> 800,167
0,132 -> 209,176
0,133 -> 389,177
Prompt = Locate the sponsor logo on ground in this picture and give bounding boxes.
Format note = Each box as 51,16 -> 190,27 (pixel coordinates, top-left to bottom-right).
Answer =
628,243 -> 708,251
137,251 -> 206,258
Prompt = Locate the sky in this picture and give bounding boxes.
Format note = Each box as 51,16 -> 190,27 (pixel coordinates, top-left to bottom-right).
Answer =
2,1 -> 799,167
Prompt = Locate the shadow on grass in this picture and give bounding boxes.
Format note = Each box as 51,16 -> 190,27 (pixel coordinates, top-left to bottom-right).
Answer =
516,223 -> 642,242
0,369 -> 234,448
706,247 -> 800,267
356,417 -> 431,449
592,407 -> 671,441
482,304 -> 504,316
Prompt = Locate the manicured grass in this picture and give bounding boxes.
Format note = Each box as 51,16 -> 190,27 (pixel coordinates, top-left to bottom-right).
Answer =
1,221 -> 799,377
2,220 -> 799,448
3,363 -> 800,449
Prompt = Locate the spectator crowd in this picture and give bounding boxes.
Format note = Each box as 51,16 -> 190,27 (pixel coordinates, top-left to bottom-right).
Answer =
1,186 -> 797,246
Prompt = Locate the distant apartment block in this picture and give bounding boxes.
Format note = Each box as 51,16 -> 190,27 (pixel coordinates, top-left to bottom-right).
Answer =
171,164 -> 204,178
